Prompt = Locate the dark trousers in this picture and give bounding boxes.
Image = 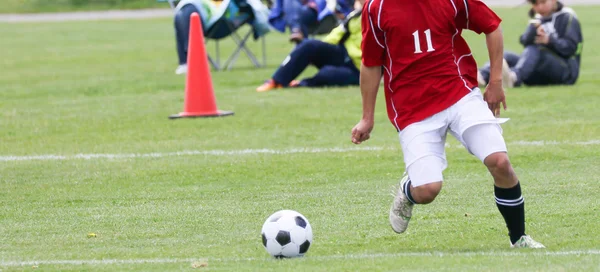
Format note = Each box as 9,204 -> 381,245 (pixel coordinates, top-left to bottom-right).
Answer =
283,0 -> 318,37
480,45 -> 572,86
174,4 -> 200,65
272,40 -> 360,87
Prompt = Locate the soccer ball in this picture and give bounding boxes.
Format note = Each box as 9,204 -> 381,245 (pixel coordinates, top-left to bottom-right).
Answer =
261,210 -> 313,258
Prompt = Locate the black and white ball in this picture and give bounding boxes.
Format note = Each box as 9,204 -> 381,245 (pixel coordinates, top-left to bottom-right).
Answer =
261,210 -> 313,258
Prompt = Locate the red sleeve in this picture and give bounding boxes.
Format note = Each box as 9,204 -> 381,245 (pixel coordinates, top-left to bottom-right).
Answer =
361,0 -> 386,67
460,0 -> 502,34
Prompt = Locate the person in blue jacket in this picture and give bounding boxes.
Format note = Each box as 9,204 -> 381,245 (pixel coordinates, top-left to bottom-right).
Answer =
268,0 -> 354,43
478,0 -> 583,88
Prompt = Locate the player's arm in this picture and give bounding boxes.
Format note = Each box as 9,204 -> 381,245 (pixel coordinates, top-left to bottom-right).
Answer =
352,1 -> 385,144
352,64 -> 381,144
484,26 -> 507,116
359,64 -> 381,122
486,27 -> 504,88
464,0 -> 507,116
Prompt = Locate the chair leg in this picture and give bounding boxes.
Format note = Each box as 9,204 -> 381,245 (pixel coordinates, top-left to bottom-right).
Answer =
262,36 -> 266,67
224,30 -> 261,70
208,55 -> 220,70
216,40 -> 221,71
205,39 -> 220,70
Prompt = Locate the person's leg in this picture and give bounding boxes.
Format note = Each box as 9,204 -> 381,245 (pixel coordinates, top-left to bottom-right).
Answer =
478,52 -> 520,87
174,4 -> 199,66
449,90 -> 545,248
272,40 -> 346,85
522,49 -> 571,86
512,45 -> 544,87
297,65 -> 359,87
283,0 -> 317,41
390,111 -> 449,234
504,52 -> 520,68
296,6 -> 318,39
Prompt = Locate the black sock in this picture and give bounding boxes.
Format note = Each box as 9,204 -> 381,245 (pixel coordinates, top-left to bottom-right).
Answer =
494,182 -> 525,244
403,178 -> 418,204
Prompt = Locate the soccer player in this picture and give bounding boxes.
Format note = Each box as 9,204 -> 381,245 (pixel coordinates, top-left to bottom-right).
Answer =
351,0 -> 545,248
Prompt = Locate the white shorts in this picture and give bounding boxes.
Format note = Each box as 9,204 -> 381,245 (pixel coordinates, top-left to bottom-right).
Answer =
398,89 -> 509,187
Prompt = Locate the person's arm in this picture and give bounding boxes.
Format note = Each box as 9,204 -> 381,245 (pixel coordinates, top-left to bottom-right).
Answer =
539,15 -> 582,58
486,27 -> 504,88
461,0 -> 506,116
352,1 -> 385,144
519,23 -> 538,46
351,64 -> 381,144
483,26 -> 507,117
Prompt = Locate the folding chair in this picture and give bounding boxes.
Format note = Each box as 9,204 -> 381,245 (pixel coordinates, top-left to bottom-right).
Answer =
163,0 -> 268,71
204,0 -> 268,70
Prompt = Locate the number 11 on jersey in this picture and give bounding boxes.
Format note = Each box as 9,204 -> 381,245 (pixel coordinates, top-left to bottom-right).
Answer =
412,29 -> 435,54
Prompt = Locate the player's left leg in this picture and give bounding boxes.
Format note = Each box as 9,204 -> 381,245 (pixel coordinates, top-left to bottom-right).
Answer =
449,90 -> 545,248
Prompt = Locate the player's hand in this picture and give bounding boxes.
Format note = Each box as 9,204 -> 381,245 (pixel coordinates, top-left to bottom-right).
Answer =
534,27 -> 550,45
351,119 -> 374,144
483,82 -> 507,117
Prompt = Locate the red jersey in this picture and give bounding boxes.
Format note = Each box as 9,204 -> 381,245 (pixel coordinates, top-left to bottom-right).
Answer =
361,0 -> 501,130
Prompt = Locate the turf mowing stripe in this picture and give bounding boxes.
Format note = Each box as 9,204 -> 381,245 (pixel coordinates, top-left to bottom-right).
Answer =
2,250 -> 600,266
1,140 -> 599,162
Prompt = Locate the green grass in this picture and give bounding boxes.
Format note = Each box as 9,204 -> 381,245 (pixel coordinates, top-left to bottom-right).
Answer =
0,0 -> 166,14
1,6 -> 600,271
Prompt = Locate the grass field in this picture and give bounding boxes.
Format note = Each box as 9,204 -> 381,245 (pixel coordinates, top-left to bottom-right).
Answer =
0,0 -> 165,14
1,5 -> 600,271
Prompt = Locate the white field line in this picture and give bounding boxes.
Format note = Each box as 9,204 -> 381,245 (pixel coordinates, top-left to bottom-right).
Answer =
1,140 -> 599,162
2,250 -> 600,267
0,147 -> 385,162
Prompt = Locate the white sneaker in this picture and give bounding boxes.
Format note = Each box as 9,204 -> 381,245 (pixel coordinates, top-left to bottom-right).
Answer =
477,70 -> 487,87
511,235 -> 546,248
389,174 -> 414,234
175,64 -> 188,75
502,59 -> 514,89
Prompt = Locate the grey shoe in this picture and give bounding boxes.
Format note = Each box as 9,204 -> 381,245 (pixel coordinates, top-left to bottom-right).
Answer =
502,58 -> 514,89
389,174 -> 414,234
511,235 -> 546,248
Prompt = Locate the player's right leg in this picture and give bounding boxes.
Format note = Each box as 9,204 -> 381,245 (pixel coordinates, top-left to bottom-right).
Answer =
390,115 -> 448,233
449,91 -> 545,248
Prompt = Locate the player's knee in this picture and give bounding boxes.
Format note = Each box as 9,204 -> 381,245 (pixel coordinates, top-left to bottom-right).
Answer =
484,152 -> 512,176
413,182 -> 442,204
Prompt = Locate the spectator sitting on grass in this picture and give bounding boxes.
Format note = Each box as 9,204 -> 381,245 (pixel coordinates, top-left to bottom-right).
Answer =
256,0 -> 363,92
477,0 -> 583,88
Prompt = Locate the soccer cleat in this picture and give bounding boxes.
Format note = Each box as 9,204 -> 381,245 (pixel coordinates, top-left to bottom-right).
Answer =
389,174 -> 414,234
501,59 -> 514,89
256,79 -> 283,92
175,64 -> 188,75
511,235 -> 546,249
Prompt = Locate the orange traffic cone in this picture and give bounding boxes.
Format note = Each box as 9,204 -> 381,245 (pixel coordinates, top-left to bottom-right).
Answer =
169,12 -> 233,119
